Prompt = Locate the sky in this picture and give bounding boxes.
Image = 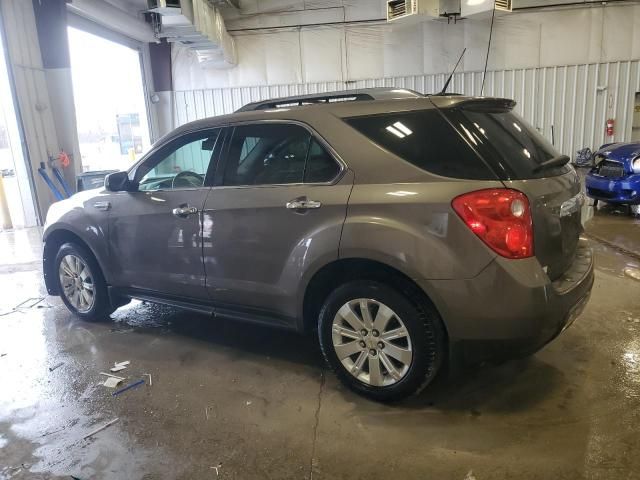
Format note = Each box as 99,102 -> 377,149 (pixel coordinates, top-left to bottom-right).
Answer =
67,26 -> 150,144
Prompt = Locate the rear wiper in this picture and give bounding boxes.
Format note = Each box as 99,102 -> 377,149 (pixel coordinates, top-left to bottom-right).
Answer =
533,154 -> 570,173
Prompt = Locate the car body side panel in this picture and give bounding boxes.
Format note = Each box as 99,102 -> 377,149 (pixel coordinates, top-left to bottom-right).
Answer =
107,188 -> 210,299
339,181 -> 501,282
43,189 -> 112,283
203,170 -> 354,325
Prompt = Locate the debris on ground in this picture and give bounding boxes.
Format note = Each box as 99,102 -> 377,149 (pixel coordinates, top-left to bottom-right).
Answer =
103,376 -> 124,388
100,372 -> 124,379
143,373 -> 152,386
83,418 -> 119,439
110,360 -> 130,372
0,353 -> 6,357
464,470 -> 477,480
210,463 -> 222,476
205,407 -> 209,420
112,379 -> 145,397
49,362 -> 64,372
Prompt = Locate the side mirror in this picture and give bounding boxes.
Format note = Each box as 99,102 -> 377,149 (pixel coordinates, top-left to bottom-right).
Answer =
105,171 -> 132,192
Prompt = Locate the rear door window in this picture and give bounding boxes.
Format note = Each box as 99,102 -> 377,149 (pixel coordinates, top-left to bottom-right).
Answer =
223,124 -> 310,186
345,109 -> 497,180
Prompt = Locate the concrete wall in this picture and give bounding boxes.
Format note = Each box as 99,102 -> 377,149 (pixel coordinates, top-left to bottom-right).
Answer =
172,3 -> 640,90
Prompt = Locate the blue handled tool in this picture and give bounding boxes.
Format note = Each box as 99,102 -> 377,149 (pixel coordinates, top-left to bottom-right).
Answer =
52,166 -> 73,198
112,379 -> 145,397
38,167 -> 65,201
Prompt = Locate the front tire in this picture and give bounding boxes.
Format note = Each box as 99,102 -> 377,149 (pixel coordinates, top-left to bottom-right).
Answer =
55,242 -> 114,321
318,280 -> 445,402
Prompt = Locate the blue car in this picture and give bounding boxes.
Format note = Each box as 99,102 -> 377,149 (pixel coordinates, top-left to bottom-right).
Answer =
585,142 -> 640,209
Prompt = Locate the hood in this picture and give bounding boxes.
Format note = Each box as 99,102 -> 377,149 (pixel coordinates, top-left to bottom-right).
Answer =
595,142 -> 640,168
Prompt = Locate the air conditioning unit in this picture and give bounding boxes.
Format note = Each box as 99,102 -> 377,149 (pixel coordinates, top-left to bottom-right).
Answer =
147,0 -> 237,68
386,0 -> 442,22
461,0 -> 511,17
147,0 -> 183,15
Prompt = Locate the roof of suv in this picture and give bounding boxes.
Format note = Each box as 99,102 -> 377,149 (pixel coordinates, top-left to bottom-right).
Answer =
166,89 -> 516,140
235,87 -> 425,112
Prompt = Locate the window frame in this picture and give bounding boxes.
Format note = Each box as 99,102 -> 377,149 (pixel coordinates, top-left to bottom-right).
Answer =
212,120 -> 346,189
128,127 -> 225,192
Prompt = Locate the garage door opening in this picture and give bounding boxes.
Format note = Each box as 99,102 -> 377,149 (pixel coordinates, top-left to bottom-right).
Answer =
0,25 -> 38,229
67,26 -> 151,174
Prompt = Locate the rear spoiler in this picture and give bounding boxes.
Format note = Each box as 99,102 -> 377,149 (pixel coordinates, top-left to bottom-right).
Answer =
429,96 -> 516,113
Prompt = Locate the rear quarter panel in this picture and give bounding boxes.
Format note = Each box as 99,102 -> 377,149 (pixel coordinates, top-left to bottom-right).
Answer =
340,181 -> 501,281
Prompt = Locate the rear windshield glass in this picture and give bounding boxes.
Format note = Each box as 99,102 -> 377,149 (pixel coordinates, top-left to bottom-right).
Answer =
443,108 -> 571,179
345,109 -> 497,180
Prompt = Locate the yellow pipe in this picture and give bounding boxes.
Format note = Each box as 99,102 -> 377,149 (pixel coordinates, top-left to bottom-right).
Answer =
0,174 -> 13,230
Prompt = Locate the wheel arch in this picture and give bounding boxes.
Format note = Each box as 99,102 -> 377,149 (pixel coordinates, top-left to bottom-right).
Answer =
43,228 -> 106,295
300,257 -> 449,341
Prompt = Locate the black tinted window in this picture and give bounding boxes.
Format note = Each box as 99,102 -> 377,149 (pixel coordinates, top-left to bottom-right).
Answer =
305,139 -> 340,183
224,124 -> 310,186
346,109 -> 496,180
444,109 -> 570,179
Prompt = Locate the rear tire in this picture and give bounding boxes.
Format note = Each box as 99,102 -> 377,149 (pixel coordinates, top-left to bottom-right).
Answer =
55,242 -> 115,321
318,280 -> 445,402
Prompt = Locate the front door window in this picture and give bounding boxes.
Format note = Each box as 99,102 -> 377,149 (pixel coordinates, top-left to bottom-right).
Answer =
136,129 -> 221,191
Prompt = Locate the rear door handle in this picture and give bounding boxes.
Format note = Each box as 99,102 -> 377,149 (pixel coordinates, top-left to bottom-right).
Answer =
286,199 -> 322,210
172,205 -> 199,218
93,201 -> 111,211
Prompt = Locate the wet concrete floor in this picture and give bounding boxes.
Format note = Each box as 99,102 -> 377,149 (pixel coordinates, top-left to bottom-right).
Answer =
1,209 -> 639,479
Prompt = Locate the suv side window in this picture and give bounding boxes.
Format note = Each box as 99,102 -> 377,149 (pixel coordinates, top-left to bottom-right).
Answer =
223,124 -> 311,186
346,110 -> 496,180
304,138 -> 340,183
136,129 -> 221,191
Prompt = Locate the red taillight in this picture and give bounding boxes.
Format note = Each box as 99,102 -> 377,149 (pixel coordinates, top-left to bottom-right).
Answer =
452,189 -> 533,259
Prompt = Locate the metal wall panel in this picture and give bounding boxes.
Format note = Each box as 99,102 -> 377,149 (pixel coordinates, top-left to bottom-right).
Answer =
0,0 -> 63,219
173,60 -> 640,157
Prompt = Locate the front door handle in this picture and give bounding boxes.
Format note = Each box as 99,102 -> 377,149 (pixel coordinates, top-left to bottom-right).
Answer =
286,199 -> 322,210
93,201 -> 111,211
172,205 -> 199,218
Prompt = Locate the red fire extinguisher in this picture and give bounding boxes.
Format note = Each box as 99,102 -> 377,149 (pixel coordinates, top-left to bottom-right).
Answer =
606,118 -> 615,136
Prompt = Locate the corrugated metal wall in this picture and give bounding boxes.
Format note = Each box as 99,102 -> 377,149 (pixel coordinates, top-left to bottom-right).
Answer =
172,60 -> 640,157
0,0 -> 62,219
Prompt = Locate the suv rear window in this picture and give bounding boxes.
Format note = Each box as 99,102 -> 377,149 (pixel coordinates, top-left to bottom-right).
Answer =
345,109 -> 497,180
443,108 -> 571,180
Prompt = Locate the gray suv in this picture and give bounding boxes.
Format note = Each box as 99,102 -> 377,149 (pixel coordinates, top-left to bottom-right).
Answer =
43,89 -> 594,401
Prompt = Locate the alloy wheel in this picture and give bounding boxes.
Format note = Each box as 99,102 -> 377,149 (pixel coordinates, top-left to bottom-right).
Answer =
58,254 -> 95,313
331,298 -> 413,387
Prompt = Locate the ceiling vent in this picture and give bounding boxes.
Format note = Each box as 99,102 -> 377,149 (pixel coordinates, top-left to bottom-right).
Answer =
386,0 -> 442,22
461,0 -> 511,17
494,0 -> 512,11
147,0 -> 237,68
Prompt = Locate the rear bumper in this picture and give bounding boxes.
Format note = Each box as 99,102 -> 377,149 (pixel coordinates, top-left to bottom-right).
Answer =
421,239 -> 594,366
585,173 -> 640,203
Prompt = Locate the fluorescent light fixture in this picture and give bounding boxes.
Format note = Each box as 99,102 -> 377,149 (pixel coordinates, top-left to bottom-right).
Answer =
393,121 -> 413,136
523,148 -> 531,158
386,125 -> 406,138
466,0 -> 486,5
513,122 -> 522,132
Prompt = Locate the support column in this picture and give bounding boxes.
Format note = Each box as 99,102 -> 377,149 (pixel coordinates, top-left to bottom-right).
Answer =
0,0 -> 82,220
148,40 -> 174,138
32,0 -> 82,193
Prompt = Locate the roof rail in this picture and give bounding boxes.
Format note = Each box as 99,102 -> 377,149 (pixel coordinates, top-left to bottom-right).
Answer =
236,87 -> 423,112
